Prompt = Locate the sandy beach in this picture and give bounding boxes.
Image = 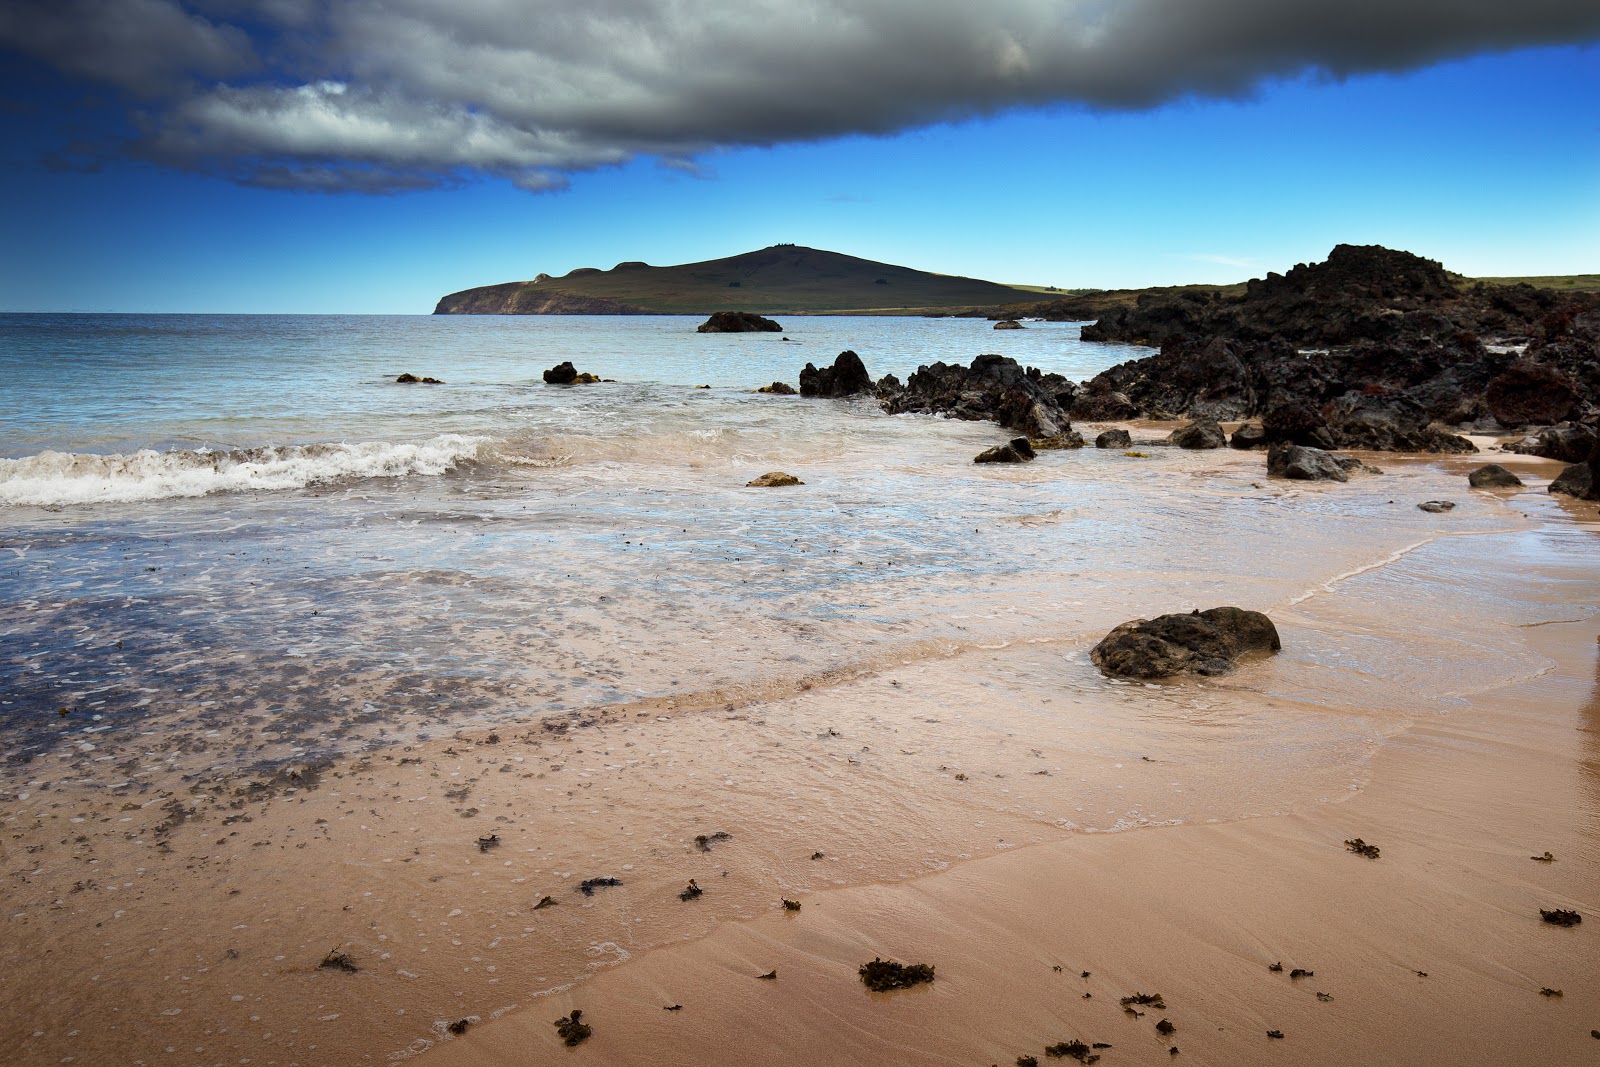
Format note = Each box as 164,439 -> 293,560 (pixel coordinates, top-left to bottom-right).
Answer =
3,436 -> 1595,1067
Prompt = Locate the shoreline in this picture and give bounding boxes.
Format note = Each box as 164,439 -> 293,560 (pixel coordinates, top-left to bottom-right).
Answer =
423,498 -> 1599,1066
2,446 -> 1595,1067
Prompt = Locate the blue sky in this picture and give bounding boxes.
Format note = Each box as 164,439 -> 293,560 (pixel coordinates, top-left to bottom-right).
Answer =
1,4 -> 1597,313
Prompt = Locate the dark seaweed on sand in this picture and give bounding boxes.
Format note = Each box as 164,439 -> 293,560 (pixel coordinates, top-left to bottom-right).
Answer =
1044,1038 -> 1096,1061
1540,908 -> 1581,926
1344,837 -> 1380,859
1289,968 -> 1314,979
858,958 -> 935,992
1017,1058 -> 1040,1067
1155,1019 -> 1176,1035
679,879 -> 703,901
694,831 -> 732,851
319,949 -> 359,973
447,1018 -> 471,1035
1120,992 -> 1166,1009
554,1010 -> 591,1046
781,898 -> 801,911
578,877 -> 622,896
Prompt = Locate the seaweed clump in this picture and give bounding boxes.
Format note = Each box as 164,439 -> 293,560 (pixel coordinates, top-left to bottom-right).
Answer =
679,880 -> 703,901
694,831 -> 732,851
319,950 -> 359,973
859,958 -> 935,992
1120,992 -> 1166,1010
1540,908 -> 1582,927
554,1010 -> 591,1046
1044,1039 -> 1096,1061
578,877 -> 623,896
1344,838 -> 1381,859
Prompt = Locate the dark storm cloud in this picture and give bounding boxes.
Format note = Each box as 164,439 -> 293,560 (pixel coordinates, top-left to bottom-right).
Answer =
4,0 -> 1599,191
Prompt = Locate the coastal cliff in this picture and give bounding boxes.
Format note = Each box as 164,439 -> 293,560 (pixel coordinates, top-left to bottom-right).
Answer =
433,244 -> 1044,315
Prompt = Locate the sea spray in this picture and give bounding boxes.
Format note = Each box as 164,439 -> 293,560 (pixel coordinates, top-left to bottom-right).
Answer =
0,434 -> 491,506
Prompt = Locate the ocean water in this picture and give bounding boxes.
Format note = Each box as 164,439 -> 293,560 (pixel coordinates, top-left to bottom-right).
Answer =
0,312 -> 1552,796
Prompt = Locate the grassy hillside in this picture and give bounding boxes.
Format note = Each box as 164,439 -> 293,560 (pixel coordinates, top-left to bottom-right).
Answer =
435,245 -> 1046,315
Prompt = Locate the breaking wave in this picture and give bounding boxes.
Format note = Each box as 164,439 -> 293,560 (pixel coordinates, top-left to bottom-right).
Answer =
0,435 -> 492,506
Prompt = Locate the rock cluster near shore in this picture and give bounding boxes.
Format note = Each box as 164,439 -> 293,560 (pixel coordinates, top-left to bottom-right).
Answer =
1065,245 -> 1600,463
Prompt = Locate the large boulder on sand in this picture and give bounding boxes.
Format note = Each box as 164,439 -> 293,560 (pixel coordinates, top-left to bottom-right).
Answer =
1091,607 -> 1281,680
1095,428 -> 1133,449
1468,464 -> 1523,488
1267,442 -> 1349,482
698,311 -> 783,333
1509,424 -> 1596,464
800,350 -> 875,398
1485,361 -> 1578,428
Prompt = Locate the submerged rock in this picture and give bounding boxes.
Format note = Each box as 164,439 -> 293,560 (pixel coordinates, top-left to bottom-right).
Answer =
800,350 -> 874,398
975,438 -> 1036,464
994,319 -> 1025,330
395,373 -> 444,384
1090,607 -> 1281,680
747,471 -> 804,487
1417,500 -> 1456,513
1095,428 -> 1133,449
697,311 -> 782,333
756,381 -> 798,395
1468,464 -> 1523,488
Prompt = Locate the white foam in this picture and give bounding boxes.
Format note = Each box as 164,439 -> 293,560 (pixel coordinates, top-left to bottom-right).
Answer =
0,435 -> 491,506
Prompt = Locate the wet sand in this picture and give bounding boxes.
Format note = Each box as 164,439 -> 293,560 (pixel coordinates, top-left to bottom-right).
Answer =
3,442 -> 1596,1066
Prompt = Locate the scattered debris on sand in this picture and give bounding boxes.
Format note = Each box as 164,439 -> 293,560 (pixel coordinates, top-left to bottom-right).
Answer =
694,831 -> 733,851
1541,908 -> 1582,927
553,1010 -> 591,1046
1044,1038 -> 1097,1061
858,958 -> 935,992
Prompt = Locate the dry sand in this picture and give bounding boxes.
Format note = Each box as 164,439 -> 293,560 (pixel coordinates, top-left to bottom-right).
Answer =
3,447 -> 1596,1067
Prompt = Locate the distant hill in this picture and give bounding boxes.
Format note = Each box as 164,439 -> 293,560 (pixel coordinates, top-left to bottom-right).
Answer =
433,245 -> 1047,315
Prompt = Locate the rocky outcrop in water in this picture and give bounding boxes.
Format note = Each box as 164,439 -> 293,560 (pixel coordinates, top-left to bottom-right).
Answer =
879,354 -> 1081,442
396,373 -> 444,384
1091,607 -> 1281,680
1070,246 -> 1600,450
800,350 -> 875,398
698,311 -> 783,333
756,381 -> 798,395
993,319 -> 1025,330
1510,424 -> 1596,463
747,471 -> 804,487
1095,428 -> 1133,449
543,362 -> 601,384
974,438 -> 1035,464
